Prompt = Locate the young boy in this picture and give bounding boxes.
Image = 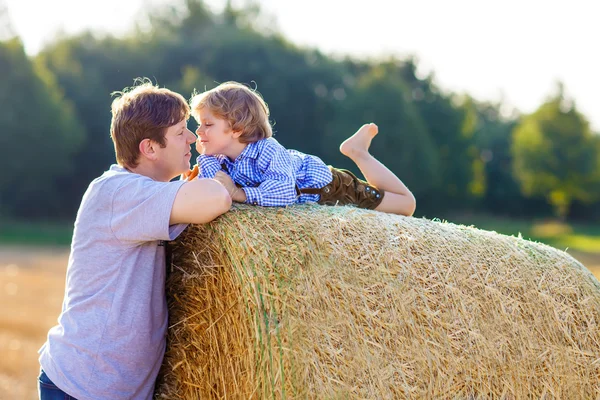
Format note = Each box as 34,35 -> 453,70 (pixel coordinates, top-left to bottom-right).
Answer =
185,81 -> 416,216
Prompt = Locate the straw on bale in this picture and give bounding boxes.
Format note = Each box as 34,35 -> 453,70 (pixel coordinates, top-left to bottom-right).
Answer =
155,204 -> 600,399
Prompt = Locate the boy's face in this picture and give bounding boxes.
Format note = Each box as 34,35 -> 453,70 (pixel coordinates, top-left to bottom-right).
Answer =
154,119 -> 196,181
195,109 -> 243,159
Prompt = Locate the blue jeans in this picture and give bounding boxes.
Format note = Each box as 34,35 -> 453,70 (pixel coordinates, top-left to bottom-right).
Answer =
38,369 -> 78,400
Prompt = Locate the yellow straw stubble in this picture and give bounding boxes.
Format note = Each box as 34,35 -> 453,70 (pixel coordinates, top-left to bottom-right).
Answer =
155,204 -> 600,399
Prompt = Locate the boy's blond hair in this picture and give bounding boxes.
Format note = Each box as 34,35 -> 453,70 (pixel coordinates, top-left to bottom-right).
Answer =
111,78 -> 190,168
190,82 -> 272,143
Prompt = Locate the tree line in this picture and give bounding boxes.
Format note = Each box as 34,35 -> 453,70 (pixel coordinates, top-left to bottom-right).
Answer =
1,0 -> 599,222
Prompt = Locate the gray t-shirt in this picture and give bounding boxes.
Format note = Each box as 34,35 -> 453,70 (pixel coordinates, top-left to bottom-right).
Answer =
39,165 -> 187,400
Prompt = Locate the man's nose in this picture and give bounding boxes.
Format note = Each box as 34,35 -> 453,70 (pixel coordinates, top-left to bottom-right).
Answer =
186,129 -> 197,143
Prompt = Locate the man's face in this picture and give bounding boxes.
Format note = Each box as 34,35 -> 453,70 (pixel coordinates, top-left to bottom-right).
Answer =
156,119 -> 196,181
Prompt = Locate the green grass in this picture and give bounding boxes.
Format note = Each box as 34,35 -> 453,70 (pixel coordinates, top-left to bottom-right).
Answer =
0,219 -> 73,246
447,214 -> 600,254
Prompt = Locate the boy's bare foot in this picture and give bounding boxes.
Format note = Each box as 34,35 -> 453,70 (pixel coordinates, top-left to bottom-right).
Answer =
340,123 -> 378,159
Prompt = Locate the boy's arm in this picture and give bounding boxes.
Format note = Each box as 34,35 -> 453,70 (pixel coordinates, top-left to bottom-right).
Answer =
170,178 -> 232,225
242,143 -> 297,206
196,155 -> 222,179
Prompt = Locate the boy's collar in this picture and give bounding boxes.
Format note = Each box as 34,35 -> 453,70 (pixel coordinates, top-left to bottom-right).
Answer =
239,141 -> 260,159
219,140 -> 261,164
215,139 -> 271,165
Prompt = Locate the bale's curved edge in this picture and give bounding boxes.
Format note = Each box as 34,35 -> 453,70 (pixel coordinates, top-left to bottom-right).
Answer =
155,204 -> 600,399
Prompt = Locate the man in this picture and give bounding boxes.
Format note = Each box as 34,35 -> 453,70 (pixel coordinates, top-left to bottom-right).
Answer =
37,79 -> 231,399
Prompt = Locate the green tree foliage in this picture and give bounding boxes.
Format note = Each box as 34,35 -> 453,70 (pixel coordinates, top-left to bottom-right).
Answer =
137,1 -> 350,179
0,38 -> 83,218
512,84 -> 599,218
325,64 -> 441,198
3,0 -> 595,221
36,33 -> 157,212
463,98 -> 552,217
397,58 -> 476,210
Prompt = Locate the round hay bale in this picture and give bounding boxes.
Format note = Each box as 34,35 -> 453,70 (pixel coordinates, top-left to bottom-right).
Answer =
155,204 -> 600,399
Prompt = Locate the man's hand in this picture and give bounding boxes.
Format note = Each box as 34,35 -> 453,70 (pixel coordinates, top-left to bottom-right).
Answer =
214,171 -> 246,203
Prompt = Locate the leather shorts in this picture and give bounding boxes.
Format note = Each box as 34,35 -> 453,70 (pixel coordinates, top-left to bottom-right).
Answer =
298,166 -> 385,210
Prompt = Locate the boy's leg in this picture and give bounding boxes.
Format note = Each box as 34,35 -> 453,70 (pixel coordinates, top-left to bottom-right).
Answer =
339,123 -> 416,216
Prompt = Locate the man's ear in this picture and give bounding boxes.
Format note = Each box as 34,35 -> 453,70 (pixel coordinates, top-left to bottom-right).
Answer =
138,138 -> 158,160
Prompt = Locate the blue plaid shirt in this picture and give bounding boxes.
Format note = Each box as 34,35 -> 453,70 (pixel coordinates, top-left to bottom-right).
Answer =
196,138 -> 333,207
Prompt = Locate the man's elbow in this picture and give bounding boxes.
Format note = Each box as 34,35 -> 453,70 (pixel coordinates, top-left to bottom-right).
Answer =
200,182 -> 231,222
405,194 -> 416,217
217,186 -> 233,212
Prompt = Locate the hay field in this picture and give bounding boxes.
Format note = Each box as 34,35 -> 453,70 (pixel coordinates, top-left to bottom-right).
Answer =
0,246 -> 69,400
0,231 -> 599,399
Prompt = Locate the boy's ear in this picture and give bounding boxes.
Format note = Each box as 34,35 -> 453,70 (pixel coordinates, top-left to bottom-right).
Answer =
232,130 -> 243,139
139,138 -> 158,160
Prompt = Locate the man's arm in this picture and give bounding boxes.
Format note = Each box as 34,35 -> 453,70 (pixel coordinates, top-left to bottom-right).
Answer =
170,178 -> 232,225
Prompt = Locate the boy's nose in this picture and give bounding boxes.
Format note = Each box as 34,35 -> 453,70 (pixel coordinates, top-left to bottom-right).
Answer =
196,130 -> 207,141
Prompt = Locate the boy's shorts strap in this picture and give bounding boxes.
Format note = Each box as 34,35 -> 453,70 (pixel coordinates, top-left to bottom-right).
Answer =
296,186 -> 324,195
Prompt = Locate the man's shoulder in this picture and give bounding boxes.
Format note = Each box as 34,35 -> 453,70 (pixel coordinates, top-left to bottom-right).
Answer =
91,165 -> 148,190
87,165 -> 180,203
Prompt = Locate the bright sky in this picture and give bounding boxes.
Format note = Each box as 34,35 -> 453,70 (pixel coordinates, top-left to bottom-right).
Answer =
5,0 -> 600,131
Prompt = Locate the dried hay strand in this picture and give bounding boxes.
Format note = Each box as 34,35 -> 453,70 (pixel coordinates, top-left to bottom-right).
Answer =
155,204 -> 600,399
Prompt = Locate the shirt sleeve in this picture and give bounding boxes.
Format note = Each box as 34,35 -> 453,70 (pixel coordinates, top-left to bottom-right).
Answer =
196,155 -> 222,179
110,177 -> 187,243
243,142 -> 297,207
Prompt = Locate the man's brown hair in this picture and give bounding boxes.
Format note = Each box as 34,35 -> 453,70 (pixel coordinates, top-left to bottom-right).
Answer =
190,81 -> 272,143
110,78 -> 190,168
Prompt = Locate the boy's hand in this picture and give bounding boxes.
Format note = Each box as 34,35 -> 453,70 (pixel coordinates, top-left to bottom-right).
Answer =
213,170 -> 235,189
214,171 -> 246,203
